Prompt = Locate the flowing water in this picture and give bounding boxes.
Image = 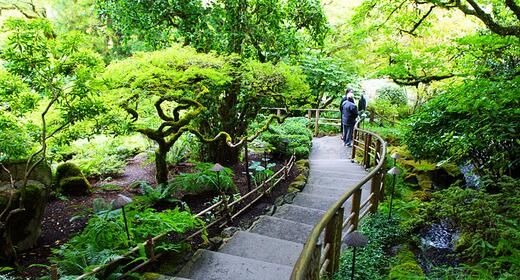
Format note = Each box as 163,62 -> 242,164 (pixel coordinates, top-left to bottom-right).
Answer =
417,219 -> 460,273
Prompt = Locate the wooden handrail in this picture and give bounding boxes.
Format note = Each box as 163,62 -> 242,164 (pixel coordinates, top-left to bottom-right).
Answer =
290,120 -> 387,280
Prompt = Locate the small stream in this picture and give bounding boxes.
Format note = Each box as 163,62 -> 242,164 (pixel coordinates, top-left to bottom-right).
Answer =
417,219 -> 460,273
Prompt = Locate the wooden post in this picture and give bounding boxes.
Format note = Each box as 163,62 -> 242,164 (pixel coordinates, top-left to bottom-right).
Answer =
283,161 -> 288,180
145,237 -> 156,262
370,170 -> 381,213
324,207 -> 344,276
366,134 -> 372,168
351,128 -> 358,160
307,109 -> 312,120
380,163 -> 386,202
277,108 -> 281,116
50,264 -> 58,280
305,243 -> 322,280
314,110 -> 320,136
363,134 -> 369,168
244,141 -> 251,192
222,194 -> 233,224
351,189 -> 362,230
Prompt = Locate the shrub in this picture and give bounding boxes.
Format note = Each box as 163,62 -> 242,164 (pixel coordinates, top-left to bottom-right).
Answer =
171,162 -> 237,195
375,85 -> 408,106
51,206 -> 204,277
259,117 -> 313,159
335,213 -> 406,280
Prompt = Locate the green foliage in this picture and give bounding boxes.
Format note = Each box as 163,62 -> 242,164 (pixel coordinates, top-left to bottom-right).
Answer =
414,176 -> 520,276
133,182 -> 181,207
53,134 -> 151,178
375,85 -> 408,106
403,77 -> 520,176
296,53 -> 357,108
335,213 -> 406,280
388,248 -> 425,279
96,0 -> 328,61
51,206 -> 203,277
258,117 -> 313,159
171,162 -> 237,194
248,160 -> 275,187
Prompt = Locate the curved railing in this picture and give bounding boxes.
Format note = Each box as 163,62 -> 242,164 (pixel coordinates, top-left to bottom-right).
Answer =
290,120 -> 387,279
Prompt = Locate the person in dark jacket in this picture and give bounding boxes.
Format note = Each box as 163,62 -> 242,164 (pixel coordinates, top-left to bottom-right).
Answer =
339,88 -> 353,138
341,93 -> 358,146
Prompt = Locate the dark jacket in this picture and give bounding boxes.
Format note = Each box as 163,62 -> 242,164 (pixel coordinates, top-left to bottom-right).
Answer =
341,99 -> 358,125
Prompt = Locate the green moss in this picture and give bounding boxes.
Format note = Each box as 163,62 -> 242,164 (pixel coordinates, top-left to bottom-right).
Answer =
289,174 -> 307,191
56,162 -> 83,180
59,177 -> 91,196
400,159 -> 436,172
388,145 -> 413,160
389,247 -> 425,280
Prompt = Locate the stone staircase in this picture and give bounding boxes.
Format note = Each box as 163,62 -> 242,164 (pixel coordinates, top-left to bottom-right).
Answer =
175,135 -> 371,280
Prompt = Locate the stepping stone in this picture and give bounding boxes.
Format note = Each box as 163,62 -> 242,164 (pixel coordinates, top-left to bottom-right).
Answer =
219,231 -> 303,267
272,204 -> 326,226
249,215 -> 314,244
177,249 -> 292,280
291,193 -> 338,211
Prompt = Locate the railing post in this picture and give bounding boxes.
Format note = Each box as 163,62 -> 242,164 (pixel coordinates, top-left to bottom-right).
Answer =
351,189 -> 362,230
306,243 -> 322,280
277,108 -> 281,116
351,128 -> 357,160
50,264 -> 58,280
365,134 -> 372,169
370,170 -> 380,213
314,109 -> 320,136
380,162 -> 386,202
362,133 -> 369,168
324,207 -> 344,276
145,236 -> 156,262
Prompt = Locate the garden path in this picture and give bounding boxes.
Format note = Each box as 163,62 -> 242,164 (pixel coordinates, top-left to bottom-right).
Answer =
174,135 -> 371,280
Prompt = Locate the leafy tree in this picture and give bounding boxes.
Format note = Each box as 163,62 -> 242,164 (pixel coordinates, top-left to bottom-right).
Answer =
404,77 -> 520,177
96,0 -> 328,61
0,18 -> 104,262
296,52 -> 356,108
102,45 -> 309,179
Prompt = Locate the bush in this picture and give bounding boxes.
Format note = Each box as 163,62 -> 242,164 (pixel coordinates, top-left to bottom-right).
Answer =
334,213 -> 406,280
375,85 -> 408,106
51,206 -> 204,277
54,134 -> 151,178
259,117 -> 313,159
171,162 -> 237,195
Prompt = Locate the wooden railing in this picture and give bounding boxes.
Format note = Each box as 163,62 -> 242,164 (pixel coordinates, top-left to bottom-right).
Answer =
290,120 -> 387,280
261,107 -> 341,136
73,154 -> 296,280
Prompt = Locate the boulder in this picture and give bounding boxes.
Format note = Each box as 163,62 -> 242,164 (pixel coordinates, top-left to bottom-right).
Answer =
56,162 -> 91,196
0,159 -> 51,187
0,180 -> 47,262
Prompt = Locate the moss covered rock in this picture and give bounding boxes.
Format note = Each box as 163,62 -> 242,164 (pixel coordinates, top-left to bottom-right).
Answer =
0,180 -> 47,262
56,162 -> 91,196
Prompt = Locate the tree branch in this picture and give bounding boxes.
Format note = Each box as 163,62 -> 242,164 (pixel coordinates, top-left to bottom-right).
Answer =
393,74 -> 455,86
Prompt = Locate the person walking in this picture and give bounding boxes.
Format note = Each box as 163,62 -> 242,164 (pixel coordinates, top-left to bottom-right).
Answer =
341,92 -> 358,147
339,88 -> 353,139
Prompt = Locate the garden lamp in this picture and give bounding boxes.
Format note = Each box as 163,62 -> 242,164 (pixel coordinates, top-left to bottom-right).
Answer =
391,152 -> 401,167
344,231 -> 368,280
112,194 -> 133,241
387,167 -> 401,219
210,163 -> 225,192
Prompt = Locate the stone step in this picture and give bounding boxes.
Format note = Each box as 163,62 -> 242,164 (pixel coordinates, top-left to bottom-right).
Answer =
291,193 -> 339,211
272,204 -> 326,226
303,182 -> 371,194
219,231 -> 303,267
309,169 -> 367,178
307,175 -> 366,186
310,161 -> 366,173
177,249 -> 292,280
249,215 -> 314,244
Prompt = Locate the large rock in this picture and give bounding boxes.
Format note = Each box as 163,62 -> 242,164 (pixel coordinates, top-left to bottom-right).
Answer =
0,180 -> 47,262
0,159 -> 52,187
56,162 -> 91,196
